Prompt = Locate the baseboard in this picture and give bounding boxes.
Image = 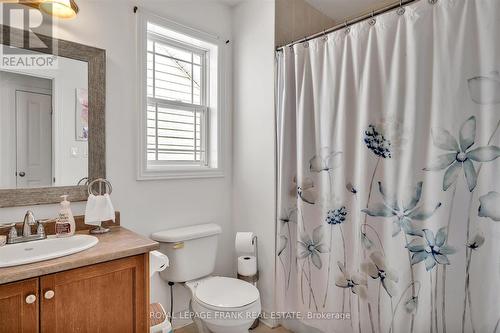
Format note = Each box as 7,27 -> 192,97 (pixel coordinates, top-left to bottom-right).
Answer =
259,310 -> 280,329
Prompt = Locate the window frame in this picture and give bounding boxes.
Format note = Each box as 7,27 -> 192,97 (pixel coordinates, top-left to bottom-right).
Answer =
137,11 -> 225,180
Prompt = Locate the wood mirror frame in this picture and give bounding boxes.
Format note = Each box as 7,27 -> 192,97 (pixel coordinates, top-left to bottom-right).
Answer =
0,24 -> 106,208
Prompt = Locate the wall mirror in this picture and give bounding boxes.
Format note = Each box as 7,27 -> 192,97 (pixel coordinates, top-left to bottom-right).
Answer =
0,24 -> 105,207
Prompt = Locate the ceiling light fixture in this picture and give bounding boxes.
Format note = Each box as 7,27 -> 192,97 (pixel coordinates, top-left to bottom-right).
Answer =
38,0 -> 79,19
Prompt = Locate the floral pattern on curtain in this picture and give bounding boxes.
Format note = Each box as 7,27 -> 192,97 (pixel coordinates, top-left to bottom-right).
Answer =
275,1 -> 500,333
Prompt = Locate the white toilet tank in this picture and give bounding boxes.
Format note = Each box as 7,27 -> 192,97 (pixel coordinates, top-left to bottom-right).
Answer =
151,223 -> 222,283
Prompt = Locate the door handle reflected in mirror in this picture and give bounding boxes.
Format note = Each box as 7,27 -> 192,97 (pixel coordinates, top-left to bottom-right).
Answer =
18,172 -> 26,177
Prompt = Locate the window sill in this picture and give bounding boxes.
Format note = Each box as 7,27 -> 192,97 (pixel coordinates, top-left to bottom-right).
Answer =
137,168 -> 225,181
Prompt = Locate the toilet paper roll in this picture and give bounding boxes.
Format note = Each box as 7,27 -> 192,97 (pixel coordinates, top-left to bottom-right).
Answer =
238,255 -> 257,277
235,232 -> 255,253
150,250 -> 169,277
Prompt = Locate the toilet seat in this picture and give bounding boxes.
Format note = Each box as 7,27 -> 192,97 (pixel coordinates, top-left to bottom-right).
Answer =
193,277 -> 259,310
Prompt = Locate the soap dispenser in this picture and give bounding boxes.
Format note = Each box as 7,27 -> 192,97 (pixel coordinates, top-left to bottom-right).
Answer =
56,195 -> 76,237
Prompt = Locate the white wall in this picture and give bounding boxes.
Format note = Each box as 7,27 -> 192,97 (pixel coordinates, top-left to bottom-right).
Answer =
0,0 -> 234,328
232,0 -> 277,320
276,0 -> 335,47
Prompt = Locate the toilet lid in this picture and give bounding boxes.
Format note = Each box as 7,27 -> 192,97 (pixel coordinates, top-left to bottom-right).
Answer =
195,277 -> 259,308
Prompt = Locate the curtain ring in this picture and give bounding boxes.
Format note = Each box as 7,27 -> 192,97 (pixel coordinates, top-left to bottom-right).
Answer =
397,0 -> 406,15
302,37 -> 309,48
344,21 -> 351,34
322,29 -> 328,41
428,0 -> 438,4
368,11 -> 376,26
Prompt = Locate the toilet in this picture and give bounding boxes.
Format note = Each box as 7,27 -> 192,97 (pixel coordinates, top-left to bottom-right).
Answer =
151,223 -> 261,333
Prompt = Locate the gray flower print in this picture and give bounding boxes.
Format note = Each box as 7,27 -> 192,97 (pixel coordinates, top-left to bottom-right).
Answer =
362,182 -> 441,236
405,296 -> 419,314
309,149 -> 342,173
334,261 -> 368,300
466,232 -> 485,250
424,116 -> 500,192
278,236 -> 288,256
298,226 -> 328,269
346,182 -> 358,194
478,191 -> 500,221
468,71 -> 500,105
292,176 -> 317,205
361,251 -> 399,297
406,228 -> 456,271
361,231 -> 374,250
279,207 -> 297,225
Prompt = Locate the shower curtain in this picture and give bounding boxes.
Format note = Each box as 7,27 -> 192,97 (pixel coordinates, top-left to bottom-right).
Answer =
275,1 -> 500,333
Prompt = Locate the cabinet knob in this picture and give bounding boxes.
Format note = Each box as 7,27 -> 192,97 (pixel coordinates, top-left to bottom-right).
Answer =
44,290 -> 55,300
25,294 -> 36,304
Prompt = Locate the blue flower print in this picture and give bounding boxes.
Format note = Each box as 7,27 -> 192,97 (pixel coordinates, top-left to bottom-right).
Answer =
424,116 -> 500,192
406,228 -> 456,271
364,125 -> 392,158
326,206 -> 347,225
362,182 -> 441,237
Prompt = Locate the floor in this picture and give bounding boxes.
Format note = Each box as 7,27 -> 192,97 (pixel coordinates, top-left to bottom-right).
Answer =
175,323 -> 291,333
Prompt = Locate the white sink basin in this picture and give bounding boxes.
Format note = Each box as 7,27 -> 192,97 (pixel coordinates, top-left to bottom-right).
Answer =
0,235 -> 98,268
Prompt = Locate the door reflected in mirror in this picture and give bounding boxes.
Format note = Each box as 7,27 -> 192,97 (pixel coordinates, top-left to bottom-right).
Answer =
0,52 -> 88,189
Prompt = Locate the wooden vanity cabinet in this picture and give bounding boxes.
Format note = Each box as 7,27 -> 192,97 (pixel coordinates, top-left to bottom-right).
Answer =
0,254 -> 149,333
0,278 -> 39,333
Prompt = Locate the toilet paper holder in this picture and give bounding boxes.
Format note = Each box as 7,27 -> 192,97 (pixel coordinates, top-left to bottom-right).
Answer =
237,235 -> 259,283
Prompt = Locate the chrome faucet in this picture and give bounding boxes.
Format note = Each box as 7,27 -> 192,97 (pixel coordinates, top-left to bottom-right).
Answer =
1,210 -> 48,245
23,210 -> 36,237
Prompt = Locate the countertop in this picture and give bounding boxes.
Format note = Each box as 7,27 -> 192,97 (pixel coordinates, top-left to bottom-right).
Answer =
0,226 -> 159,284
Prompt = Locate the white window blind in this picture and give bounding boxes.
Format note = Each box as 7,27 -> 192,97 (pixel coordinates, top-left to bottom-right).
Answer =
146,23 -> 208,166
146,103 -> 206,163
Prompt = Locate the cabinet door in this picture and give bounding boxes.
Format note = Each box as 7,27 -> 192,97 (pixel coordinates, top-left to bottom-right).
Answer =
40,254 -> 149,333
0,278 -> 39,333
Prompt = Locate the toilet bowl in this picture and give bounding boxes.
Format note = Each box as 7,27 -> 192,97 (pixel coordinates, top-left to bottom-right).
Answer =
151,223 -> 262,333
186,276 -> 261,333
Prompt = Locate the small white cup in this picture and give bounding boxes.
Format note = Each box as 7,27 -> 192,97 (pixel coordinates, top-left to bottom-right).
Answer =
0,235 -> 6,247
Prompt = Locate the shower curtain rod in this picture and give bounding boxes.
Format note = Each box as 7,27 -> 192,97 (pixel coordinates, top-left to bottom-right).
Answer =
276,0 -> 422,51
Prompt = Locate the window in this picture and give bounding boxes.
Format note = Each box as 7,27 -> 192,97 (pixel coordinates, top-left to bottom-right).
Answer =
137,13 -> 224,179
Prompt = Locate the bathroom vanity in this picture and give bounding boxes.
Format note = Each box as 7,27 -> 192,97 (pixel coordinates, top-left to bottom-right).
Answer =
0,220 -> 159,333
